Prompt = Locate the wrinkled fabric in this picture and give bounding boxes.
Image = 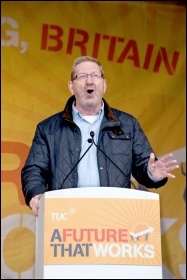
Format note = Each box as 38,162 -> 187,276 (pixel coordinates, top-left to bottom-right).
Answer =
21,96 -> 167,206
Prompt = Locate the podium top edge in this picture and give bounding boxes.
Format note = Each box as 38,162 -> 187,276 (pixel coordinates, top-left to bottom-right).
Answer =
43,187 -> 159,200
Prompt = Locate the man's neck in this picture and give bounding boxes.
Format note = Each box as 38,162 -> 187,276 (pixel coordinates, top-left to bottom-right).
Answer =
74,101 -> 103,116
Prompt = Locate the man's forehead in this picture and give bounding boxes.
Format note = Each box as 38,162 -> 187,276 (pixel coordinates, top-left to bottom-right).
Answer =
75,61 -> 100,71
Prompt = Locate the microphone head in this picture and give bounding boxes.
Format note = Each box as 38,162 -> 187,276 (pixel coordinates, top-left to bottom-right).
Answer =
88,138 -> 93,143
90,131 -> 95,138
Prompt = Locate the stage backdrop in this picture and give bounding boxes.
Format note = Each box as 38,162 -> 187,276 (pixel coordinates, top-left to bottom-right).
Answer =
1,1 -> 186,279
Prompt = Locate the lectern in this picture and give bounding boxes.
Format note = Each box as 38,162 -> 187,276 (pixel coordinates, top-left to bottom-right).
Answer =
35,187 -> 162,279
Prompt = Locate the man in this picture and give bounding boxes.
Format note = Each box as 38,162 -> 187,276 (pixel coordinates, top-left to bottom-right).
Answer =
21,56 -> 179,216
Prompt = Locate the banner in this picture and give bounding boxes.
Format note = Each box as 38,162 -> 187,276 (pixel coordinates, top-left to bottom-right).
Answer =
1,1 -> 186,279
44,198 -> 161,265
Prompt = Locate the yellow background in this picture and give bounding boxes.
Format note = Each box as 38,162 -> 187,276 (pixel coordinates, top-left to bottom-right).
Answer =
1,1 -> 186,279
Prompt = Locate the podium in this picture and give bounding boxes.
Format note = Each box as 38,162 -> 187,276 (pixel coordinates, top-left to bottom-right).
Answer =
35,187 -> 162,279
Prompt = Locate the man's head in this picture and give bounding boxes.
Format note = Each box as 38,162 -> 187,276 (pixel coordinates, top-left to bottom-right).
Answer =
68,56 -> 107,115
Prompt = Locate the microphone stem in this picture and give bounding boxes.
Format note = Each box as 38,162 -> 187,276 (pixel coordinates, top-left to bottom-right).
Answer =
92,140 -> 137,189
61,141 -> 94,187
61,134 -> 137,190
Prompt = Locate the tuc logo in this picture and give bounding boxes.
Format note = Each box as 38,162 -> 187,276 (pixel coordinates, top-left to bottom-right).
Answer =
51,207 -> 76,221
1,17 -> 28,53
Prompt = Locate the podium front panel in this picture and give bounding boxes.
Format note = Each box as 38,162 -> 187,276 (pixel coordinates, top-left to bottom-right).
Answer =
35,187 -> 162,279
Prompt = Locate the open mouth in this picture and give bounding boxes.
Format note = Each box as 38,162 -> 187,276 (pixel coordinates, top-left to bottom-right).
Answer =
87,89 -> 94,94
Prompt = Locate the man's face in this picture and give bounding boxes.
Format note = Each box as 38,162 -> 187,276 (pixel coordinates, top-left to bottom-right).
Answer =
68,61 -> 107,113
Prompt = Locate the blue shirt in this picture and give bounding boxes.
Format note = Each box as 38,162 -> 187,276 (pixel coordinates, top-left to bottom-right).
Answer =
72,103 -> 104,187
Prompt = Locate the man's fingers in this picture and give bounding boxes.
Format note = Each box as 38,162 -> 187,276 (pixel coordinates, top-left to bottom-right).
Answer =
29,194 -> 43,216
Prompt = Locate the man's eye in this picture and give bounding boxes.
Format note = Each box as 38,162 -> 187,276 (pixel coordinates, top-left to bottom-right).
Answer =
79,74 -> 86,79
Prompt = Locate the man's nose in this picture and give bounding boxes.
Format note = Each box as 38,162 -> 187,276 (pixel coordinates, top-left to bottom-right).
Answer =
86,74 -> 94,82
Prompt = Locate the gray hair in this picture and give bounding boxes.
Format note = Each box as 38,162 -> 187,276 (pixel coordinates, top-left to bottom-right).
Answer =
70,56 -> 105,81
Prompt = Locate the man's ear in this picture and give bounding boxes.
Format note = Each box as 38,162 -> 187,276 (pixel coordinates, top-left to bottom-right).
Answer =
68,81 -> 74,95
103,79 -> 107,94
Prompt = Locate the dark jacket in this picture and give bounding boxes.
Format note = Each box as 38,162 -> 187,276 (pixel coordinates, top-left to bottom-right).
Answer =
21,96 -> 167,206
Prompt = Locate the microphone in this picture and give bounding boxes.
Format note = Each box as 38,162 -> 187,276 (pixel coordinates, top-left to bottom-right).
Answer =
61,139 -> 94,187
88,131 -> 137,189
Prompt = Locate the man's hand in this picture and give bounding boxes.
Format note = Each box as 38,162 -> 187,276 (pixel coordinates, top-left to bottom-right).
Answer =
148,153 -> 179,180
29,194 -> 43,216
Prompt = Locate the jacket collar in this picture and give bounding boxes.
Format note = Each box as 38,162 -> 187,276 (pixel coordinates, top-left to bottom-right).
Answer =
62,96 -> 124,136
